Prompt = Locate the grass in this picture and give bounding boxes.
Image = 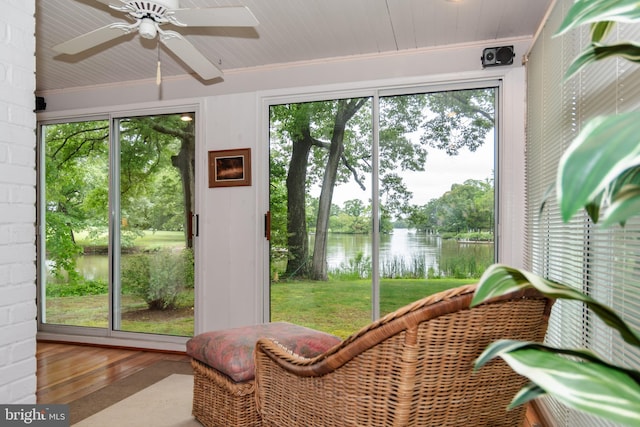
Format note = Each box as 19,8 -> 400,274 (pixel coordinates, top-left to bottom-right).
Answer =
271,278 -> 474,338
45,278 -> 474,339
130,230 -> 186,248
75,230 -> 186,250
44,292 -> 194,336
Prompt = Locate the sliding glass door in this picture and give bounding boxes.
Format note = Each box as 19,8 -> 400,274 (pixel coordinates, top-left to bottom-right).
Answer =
268,98 -> 374,338
39,112 -> 196,338
40,119 -> 111,329
268,84 -> 497,337
378,87 -> 496,315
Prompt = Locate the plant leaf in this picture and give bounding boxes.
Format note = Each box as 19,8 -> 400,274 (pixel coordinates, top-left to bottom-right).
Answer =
538,183 -> 555,218
556,0 -> 640,36
602,184 -> 640,226
509,383 -> 546,409
476,340 -> 640,379
472,264 -> 640,347
565,42 -> 640,80
584,197 -> 602,223
557,112 -> 640,222
477,341 -> 640,426
591,21 -> 615,42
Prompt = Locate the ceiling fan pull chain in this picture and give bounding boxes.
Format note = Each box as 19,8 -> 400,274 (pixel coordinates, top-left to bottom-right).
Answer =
156,44 -> 162,86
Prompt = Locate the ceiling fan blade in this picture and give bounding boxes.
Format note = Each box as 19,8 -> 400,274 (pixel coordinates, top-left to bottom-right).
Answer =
52,25 -> 128,55
170,6 -> 259,27
92,0 -> 124,6
160,31 -> 222,80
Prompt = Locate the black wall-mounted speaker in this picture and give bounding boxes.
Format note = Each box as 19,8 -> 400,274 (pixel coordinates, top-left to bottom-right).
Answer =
481,46 -> 515,67
35,96 -> 46,112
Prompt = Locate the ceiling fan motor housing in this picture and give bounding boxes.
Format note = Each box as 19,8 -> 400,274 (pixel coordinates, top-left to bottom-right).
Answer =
127,1 -> 178,22
129,0 -> 179,13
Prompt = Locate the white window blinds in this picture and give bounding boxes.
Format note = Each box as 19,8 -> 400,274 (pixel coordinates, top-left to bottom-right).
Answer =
526,0 -> 640,426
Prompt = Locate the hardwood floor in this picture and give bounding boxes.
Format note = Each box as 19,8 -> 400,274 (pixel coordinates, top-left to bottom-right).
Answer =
36,341 -> 190,404
36,341 -> 545,426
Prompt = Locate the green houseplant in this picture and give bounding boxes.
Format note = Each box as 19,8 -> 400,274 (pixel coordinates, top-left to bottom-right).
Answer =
472,0 -> 640,425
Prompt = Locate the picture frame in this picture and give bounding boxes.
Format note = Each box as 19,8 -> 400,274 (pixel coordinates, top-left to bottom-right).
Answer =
208,148 -> 252,188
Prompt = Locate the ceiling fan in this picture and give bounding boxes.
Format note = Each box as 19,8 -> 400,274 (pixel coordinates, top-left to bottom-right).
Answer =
52,0 -> 259,80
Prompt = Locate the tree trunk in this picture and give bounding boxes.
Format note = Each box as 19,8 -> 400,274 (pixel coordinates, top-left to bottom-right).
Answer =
285,133 -> 313,277
171,123 -> 195,249
310,130 -> 343,280
310,99 -> 366,280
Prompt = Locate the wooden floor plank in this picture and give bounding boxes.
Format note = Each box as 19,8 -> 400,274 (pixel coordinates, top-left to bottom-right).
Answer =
36,342 -> 190,404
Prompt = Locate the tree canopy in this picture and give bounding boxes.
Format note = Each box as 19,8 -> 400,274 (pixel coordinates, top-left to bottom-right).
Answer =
44,114 -> 194,280
406,178 -> 494,233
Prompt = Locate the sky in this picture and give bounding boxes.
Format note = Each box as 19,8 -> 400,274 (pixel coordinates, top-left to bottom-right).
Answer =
319,136 -> 495,208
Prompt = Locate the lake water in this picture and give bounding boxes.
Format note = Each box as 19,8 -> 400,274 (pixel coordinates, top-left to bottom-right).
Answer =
325,228 -> 493,277
326,228 -> 442,268
53,228 -> 493,281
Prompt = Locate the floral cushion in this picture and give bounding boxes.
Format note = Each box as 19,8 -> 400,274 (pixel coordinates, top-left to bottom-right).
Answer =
186,322 -> 341,383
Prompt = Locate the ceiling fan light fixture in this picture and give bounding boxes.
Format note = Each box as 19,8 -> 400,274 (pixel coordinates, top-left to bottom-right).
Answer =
139,18 -> 158,39
180,113 -> 193,122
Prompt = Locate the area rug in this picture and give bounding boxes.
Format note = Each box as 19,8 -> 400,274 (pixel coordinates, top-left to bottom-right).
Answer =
72,374 -> 199,426
69,360 -> 199,426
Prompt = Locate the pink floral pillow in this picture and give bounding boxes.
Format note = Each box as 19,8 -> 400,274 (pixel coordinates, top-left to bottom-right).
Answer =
186,322 -> 341,382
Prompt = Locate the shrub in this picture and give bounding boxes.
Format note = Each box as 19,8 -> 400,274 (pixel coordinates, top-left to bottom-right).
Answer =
121,248 -> 194,310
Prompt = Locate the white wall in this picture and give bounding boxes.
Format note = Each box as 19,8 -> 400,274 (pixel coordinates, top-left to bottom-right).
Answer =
39,39 -> 529,337
0,1 -> 37,404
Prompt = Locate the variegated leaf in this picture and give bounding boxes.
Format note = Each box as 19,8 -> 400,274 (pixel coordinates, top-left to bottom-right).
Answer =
556,0 -> 640,36
602,184 -> 640,226
565,42 -> 640,80
509,383 -> 546,409
591,21 -> 615,42
476,340 -> 640,377
472,264 -> 640,346
557,112 -> 640,222
500,347 -> 640,426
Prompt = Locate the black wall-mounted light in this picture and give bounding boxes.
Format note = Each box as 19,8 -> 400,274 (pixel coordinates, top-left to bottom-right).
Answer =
481,46 -> 515,68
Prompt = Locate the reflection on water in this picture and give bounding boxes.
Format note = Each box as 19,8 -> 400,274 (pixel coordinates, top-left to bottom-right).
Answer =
52,228 -> 492,281
325,228 -> 441,269
46,254 -> 126,283
322,228 -> 492,276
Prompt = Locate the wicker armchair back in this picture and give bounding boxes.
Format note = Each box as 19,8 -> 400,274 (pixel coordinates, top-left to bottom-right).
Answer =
254,284 -> 553,427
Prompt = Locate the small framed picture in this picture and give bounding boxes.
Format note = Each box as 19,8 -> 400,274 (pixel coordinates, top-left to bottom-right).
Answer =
208,148 -> 252,188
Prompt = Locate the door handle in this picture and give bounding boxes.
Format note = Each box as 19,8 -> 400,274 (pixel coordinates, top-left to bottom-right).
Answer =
264,211 -> 271,241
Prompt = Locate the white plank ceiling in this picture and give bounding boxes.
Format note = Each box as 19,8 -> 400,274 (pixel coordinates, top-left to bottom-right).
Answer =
35,0 -> 554,92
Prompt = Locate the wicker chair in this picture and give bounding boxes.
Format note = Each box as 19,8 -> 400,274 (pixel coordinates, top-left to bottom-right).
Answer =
254,284 -> 553,427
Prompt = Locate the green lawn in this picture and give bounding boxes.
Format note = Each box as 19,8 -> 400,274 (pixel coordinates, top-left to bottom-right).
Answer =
271,278 -> 474,338
44,293 -> 194,336
45,278 -> 474,339
75,229 -> 186,250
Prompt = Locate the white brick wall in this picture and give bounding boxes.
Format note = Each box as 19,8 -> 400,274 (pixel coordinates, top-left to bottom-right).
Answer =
0,0 -> 37,404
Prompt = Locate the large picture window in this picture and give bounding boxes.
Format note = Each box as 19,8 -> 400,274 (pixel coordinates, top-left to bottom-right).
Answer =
268,83 -> 498,338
